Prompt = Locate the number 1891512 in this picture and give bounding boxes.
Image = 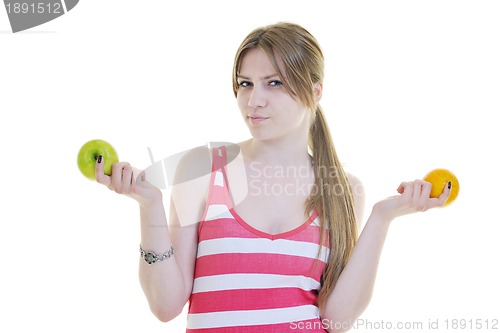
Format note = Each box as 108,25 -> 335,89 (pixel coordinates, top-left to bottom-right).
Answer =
6,2 -> 62,14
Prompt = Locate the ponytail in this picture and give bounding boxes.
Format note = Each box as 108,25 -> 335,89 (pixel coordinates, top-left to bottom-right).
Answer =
306,105 -> 358,310
231,21 -> 359,310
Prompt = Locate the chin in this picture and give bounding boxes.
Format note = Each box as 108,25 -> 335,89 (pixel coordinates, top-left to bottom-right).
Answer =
247,128 -> 274,141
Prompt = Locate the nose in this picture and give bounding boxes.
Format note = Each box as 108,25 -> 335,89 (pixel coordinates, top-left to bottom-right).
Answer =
248,86 -> 267,108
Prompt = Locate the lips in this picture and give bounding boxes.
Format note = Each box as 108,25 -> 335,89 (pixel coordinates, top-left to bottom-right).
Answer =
248,114 -> 269,123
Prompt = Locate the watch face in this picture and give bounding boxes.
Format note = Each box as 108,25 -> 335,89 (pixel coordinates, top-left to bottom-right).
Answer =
145,252 -> 156,264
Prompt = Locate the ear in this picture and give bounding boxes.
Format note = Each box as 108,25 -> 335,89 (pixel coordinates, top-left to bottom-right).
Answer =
313,82 -> 323,103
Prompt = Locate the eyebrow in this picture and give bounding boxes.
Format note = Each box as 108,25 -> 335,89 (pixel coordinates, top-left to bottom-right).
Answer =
237,74 -> 280,80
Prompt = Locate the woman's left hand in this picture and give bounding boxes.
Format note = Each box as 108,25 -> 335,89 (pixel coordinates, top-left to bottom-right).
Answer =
372,179 -> 452,222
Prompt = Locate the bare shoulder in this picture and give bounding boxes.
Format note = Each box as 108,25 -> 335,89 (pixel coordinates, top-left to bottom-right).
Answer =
173,142 -> 241,181
346,172 -> 365,228
169,145 -> 212,228
172,145 -> 212,185
346,173 -> 364,198
169,142 -> 245,228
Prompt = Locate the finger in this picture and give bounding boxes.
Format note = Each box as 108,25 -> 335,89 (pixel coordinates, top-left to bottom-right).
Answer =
437,181 -> 452,207
120,163 -> 133,194
95,155 -> 112,188
132,168 -> 147,190
111,162 -> 128,193
130,168 -> 144,196
400,181 -> 413,205
397,182 -> 406,194
411,180 -> 422,208
133,169 -> 154,191
419,180 -> 432,211
426,181 -> 452,209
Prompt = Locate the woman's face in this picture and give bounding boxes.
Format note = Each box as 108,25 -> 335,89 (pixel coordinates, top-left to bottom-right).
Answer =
236,47 -> 311,143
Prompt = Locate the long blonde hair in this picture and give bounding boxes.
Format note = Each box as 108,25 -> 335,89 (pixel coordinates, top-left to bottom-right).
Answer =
232,22 -> 358,310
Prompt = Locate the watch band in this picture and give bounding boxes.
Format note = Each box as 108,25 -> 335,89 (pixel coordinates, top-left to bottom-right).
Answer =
140,244 -> 174,264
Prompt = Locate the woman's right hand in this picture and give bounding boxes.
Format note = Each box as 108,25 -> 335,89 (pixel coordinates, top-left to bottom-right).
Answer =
95,155 -> 162,207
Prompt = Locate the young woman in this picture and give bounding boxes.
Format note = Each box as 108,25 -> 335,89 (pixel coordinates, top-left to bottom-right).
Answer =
95,22 -> 451,332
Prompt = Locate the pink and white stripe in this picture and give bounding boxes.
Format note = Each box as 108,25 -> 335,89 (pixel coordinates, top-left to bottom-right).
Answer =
186,146 -> 330,332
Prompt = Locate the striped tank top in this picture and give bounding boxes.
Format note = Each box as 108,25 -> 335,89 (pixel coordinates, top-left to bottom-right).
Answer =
186,146 -> 330,332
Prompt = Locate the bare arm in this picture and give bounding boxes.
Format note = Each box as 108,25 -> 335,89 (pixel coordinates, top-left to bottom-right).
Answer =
95,146 -> 210,322
137,196 -> 198,322
321,179 -> 452,332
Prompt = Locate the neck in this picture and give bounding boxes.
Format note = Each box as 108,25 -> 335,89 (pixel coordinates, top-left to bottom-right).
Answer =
243,137 -> 311,166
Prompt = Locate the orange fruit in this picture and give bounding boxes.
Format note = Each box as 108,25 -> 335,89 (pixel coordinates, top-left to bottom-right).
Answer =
423,168 -> 459,206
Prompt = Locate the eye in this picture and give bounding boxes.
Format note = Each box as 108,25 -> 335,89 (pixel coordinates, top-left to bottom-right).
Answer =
238,81 -> 252,88
269,80 -> 283,87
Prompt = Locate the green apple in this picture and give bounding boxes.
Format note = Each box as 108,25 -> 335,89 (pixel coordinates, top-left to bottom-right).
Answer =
77,139 -> 119,180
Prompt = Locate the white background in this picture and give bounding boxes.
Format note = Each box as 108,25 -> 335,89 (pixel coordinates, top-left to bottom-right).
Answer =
1,1 -> 499,332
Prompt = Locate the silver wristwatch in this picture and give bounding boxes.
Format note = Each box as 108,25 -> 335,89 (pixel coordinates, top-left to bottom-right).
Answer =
140,245 -> 174,264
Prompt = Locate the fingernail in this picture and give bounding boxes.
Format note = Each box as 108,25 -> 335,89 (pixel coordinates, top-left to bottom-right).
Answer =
97,155 -> 102,164
448,181 -> 451,189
